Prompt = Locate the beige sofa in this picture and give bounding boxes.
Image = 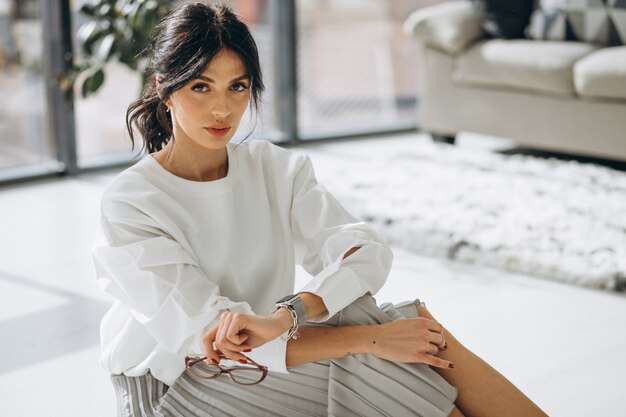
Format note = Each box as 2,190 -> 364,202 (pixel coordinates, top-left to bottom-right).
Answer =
404,1 -> 626,161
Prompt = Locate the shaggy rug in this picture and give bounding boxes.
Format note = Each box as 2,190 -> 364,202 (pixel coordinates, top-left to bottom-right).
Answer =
307,137 -> 626,292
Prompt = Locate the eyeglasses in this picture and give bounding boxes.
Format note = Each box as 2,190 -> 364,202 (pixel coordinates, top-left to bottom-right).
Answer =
185,354 -> 268,386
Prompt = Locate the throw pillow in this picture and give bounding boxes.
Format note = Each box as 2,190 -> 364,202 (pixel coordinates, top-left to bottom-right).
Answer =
472,0 -> 535,39
609,0 -> 626,45
527,0 -> 625,45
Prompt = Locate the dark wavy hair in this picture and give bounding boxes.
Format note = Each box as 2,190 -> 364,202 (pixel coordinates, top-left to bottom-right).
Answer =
126,2 -> 264,154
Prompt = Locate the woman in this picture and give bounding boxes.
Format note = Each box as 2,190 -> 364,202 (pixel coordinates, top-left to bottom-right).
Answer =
92,3 -> 548,417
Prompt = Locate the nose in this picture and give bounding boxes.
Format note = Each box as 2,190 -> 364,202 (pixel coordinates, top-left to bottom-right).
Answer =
211,94 -> 231,121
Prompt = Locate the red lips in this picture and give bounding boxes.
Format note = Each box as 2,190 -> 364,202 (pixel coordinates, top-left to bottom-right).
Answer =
205,124 -> 231,137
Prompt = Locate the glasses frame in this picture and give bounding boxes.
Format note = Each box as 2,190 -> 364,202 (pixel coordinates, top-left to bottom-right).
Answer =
185,354 -> 269,386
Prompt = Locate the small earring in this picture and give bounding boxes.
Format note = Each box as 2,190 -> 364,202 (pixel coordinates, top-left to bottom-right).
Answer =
165,107 -> 170,113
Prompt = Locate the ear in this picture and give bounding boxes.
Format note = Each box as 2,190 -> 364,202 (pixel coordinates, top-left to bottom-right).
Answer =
155,75 -> 165,101
155,78 -> 172,110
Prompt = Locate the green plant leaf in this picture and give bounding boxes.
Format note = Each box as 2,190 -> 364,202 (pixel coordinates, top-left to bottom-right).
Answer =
96,33 -> 116,62
140,3 -> 158,31
79,22 -> 111,56
81,68 -> 105,98
99,3 -> 113,17
79,4 -> 97,17
117,26 -> 142,68
70,0 -> 177,96
77,20 -> 98,45
128,2 -> 142,27
121,1 -> 134,17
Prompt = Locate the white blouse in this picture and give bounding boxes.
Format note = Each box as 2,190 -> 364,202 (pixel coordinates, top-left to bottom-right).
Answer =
91,140 -> 393,386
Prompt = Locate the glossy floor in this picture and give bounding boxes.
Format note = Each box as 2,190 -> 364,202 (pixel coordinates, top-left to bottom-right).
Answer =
1,134 -> 625,417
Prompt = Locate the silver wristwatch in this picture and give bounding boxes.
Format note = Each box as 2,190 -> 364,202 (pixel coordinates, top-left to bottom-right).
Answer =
275,293 -> 308,327
273,294 -> 308,340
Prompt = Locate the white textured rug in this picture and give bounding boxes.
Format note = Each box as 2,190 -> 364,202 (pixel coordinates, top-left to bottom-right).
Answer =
306,136 -> 626,292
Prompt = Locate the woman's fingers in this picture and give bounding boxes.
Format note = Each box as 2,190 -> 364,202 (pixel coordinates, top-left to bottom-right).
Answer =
216,337 -> 252,354
425,342 -> 440,355
427,329 -> 446,350
203,323 -> 249,364
421,353 -> 455,369
216,345 -> 249,363
212,312 -> 252,361
202,325 -> 220,366
422,318 -> 447,349
225,313 -> 250,345
374,318 -> 451,366
424,318 -> 445,334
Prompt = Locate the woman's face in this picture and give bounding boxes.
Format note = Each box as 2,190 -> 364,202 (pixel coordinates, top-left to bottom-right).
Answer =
164,48 -> 251,151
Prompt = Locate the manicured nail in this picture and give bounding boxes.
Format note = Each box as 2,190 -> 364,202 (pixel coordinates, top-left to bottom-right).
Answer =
449,363 -> 455,369
211,359 -> 219,365
239,359 -> 247,364
243,349 -> 252,352
215,350 -> 222,355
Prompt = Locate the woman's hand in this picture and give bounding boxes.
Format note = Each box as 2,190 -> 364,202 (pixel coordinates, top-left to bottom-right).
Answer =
202,309 -> 292,364
367,318 -> 454,369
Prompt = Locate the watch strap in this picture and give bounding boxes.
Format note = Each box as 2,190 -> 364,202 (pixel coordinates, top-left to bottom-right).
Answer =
275,293 -> 308,326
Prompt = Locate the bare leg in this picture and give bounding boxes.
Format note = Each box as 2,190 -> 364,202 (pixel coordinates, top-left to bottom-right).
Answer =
418,304 -> 548,417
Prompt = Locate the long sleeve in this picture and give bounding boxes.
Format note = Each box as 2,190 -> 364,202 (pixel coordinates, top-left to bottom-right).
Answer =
290,155 -> 394,322
92,206 -> 288,378
92,214 -> 249,351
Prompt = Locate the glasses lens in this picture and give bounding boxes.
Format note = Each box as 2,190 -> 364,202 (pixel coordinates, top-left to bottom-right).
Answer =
229,367 -> 265,385
187,361 -> 221,379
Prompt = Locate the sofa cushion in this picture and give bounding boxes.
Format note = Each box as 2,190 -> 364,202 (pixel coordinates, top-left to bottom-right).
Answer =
574,46 -> 626,100
404,2 -> 485,55
472,0 -> 534,39
527,0 -> 625,46
453,39 -> 601,95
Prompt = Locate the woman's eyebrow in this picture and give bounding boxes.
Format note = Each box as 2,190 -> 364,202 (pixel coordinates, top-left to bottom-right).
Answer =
196,74 -> 250,83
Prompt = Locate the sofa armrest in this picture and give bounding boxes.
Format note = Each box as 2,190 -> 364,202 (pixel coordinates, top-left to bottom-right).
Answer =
403,1 -> 485,55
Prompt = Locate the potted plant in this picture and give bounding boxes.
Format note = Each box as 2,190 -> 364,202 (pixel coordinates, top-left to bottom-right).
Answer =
68,0 -> 176,98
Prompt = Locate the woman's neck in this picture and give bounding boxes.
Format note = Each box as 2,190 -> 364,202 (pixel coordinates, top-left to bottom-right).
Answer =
153,139 -> 229,182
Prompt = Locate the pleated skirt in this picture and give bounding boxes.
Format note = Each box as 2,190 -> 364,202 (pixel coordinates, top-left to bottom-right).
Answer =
111,294 -> 458,417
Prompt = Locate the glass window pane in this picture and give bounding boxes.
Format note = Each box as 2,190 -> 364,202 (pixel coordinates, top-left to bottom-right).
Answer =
73,59 -> 142,166
230,0 -> 277,143
296,0 -> 443,139
0,0 -> 58,175
71,0 -> 141,167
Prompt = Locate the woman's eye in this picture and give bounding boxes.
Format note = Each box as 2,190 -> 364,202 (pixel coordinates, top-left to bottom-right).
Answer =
191,84 -> 209,92
231,83 -> 249,92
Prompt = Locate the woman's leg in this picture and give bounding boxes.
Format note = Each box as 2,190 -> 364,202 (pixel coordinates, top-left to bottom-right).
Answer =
418,304 -> 548,417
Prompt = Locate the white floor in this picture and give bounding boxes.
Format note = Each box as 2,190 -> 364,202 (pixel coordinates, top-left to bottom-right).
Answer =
1,134 -> 625,417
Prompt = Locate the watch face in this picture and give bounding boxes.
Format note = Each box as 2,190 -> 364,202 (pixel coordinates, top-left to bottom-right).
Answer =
277,294 -> 298,304
275,294 -> 307,324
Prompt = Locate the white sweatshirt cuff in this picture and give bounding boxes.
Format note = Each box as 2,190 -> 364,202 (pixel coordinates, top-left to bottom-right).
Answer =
299,264 -> 366,323
246,332 -> 290,374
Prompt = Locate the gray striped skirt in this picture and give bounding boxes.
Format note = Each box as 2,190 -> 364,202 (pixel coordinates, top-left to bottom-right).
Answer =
111,294 -> 458,417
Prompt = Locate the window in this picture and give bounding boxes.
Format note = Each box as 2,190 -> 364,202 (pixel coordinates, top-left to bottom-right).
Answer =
296,0 -> 433,139
0,0 -> 60,181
